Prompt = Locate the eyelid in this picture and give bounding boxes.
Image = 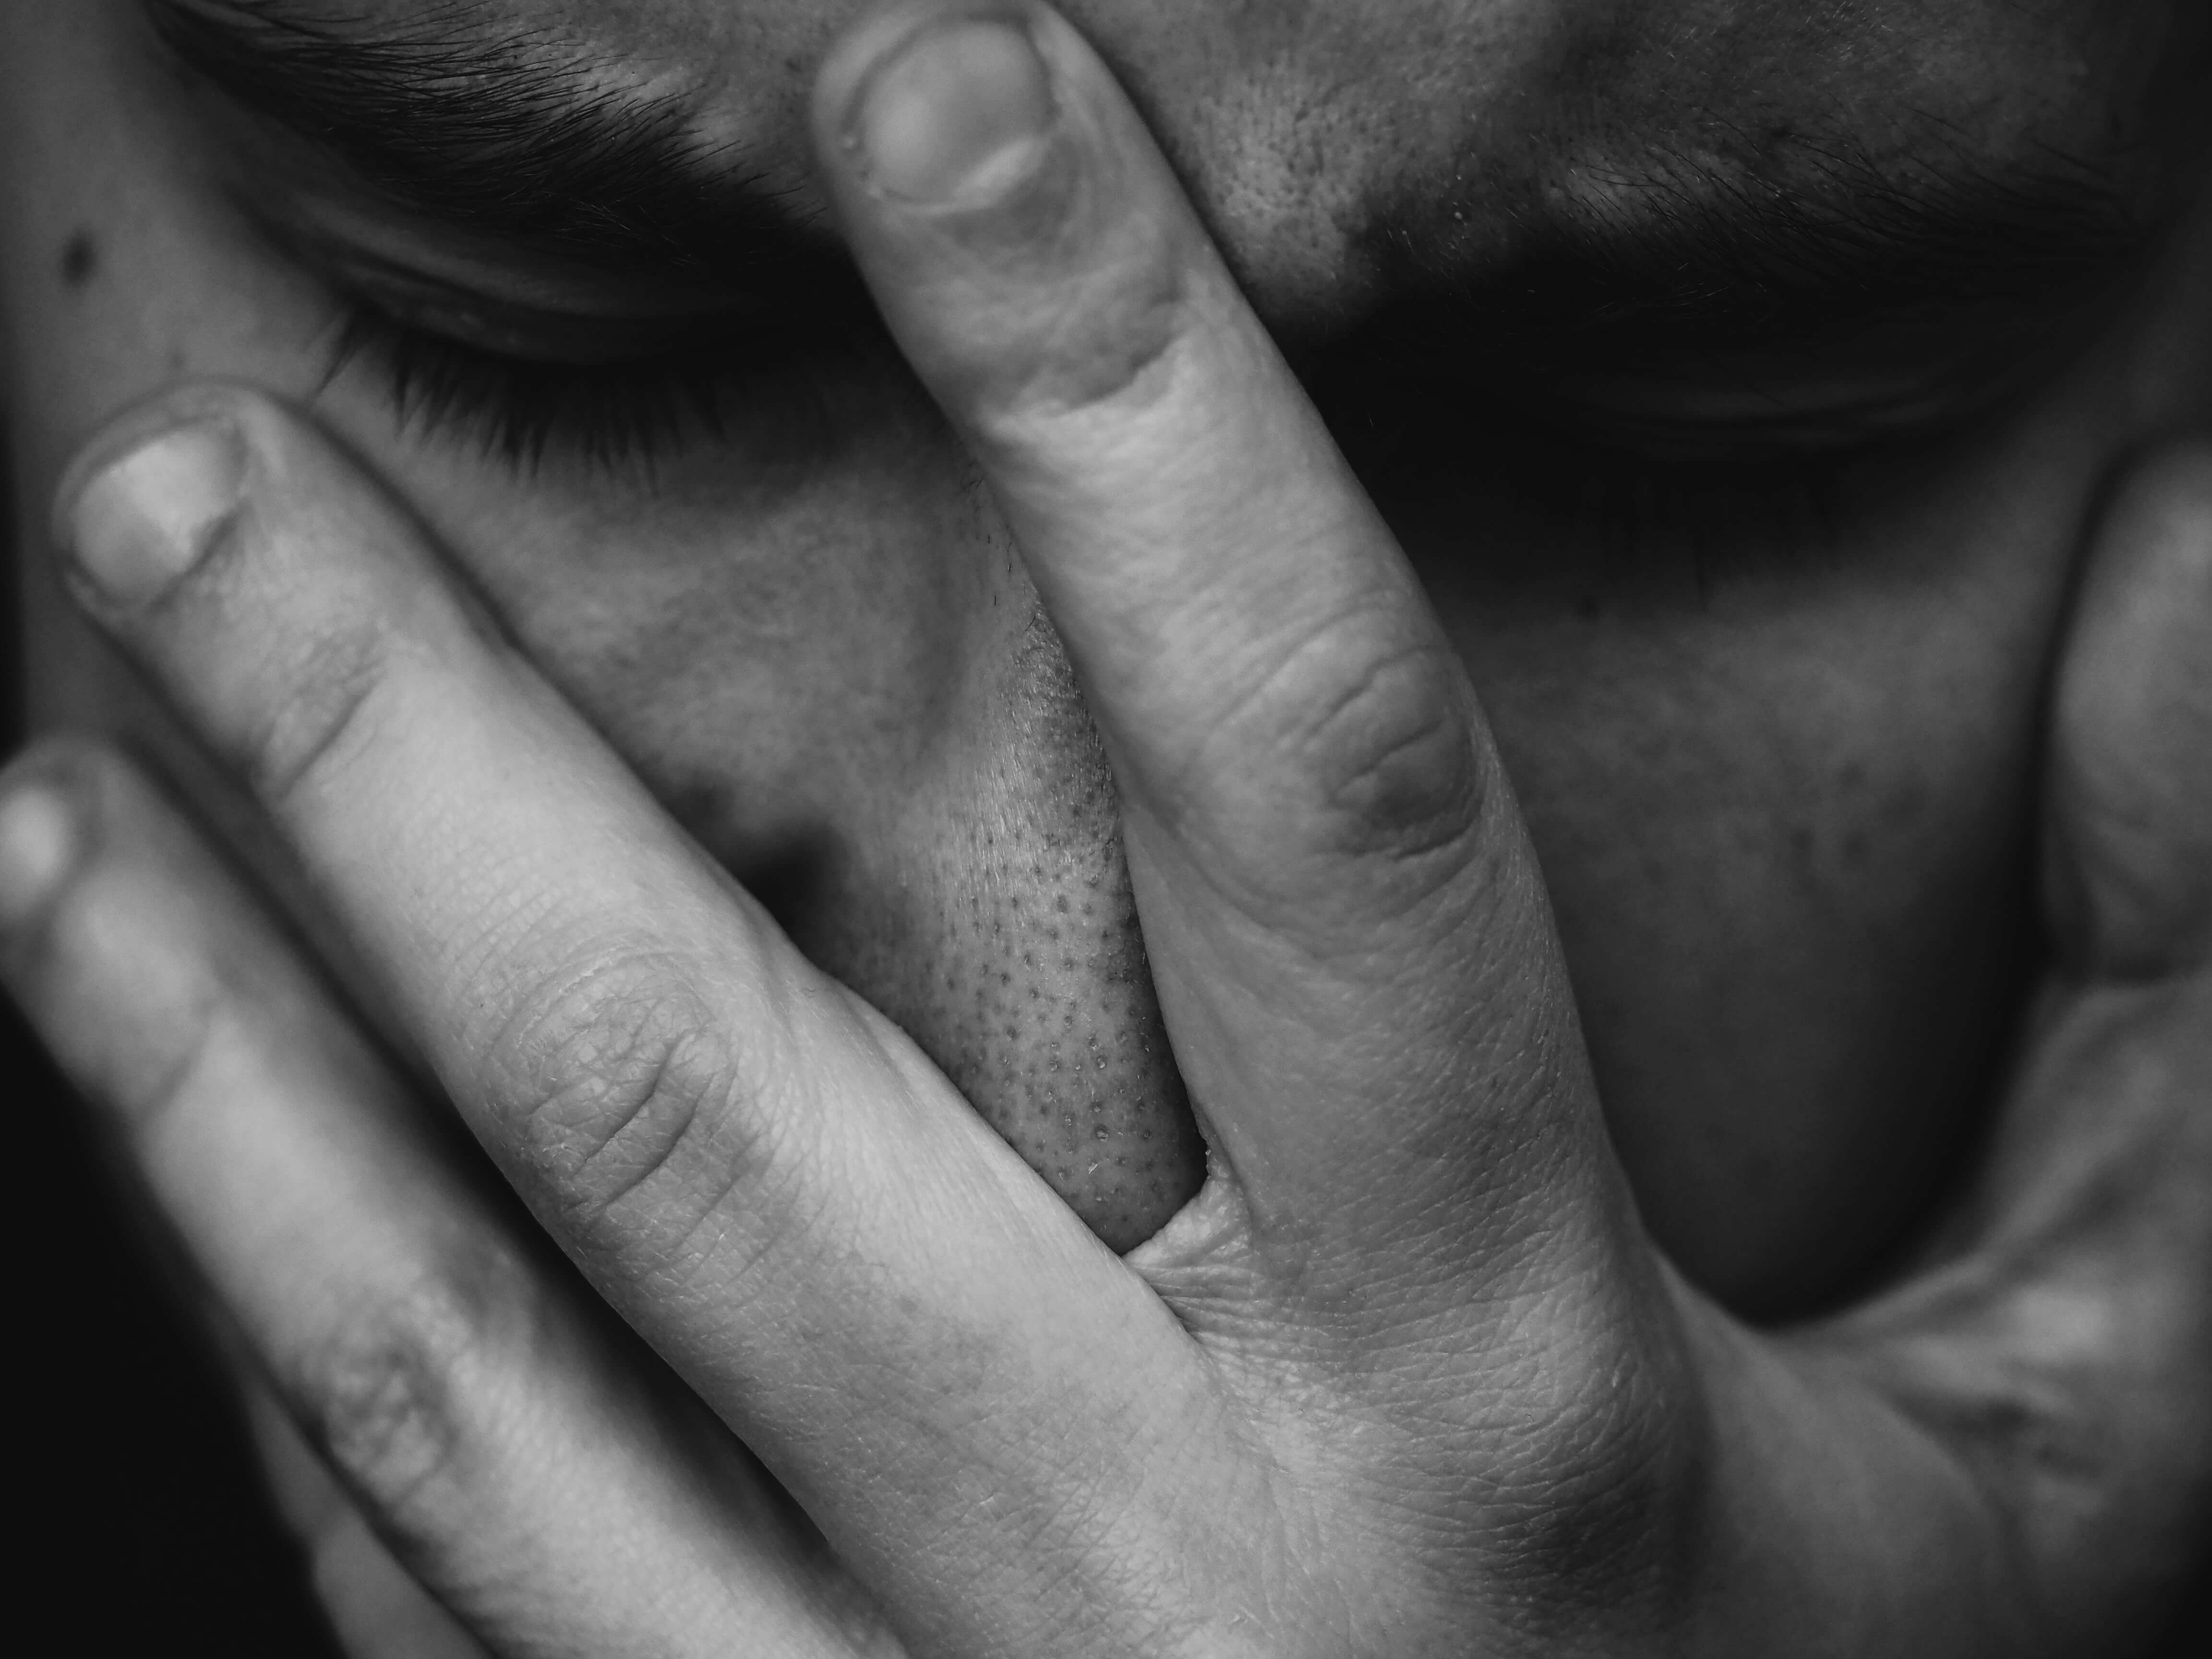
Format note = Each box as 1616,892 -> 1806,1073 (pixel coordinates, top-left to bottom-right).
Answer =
257,184 -> 883,470
1549,371 -> 1996,460
253,194 -> 757,363
331,260 -> 734,365
322,290 -> 757,469
266,187 -> 738,306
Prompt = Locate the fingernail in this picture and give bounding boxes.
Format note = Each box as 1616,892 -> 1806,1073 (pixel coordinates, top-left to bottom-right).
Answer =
64,418 -> 248,609
847,13 -> 1058,207
0,781 -> 78,931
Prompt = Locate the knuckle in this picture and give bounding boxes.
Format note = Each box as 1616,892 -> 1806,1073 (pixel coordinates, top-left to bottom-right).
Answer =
1479,1293 -> 1703,1637
236,617 -> 398,810
296,1243 -> 533,1534
1290,642 -> 1484,862
109,986 -> 228,1136
1198,612 -> 1487,886
957,186 -> 1195,426
3,733 -> 123,798
486,947 -> 773,1247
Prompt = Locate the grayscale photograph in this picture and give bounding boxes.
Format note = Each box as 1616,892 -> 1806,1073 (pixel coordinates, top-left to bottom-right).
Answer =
3,1 -> 2208,1652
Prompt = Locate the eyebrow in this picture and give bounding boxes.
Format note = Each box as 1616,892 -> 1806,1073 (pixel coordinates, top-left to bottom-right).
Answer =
1346,140 -> 2156,378
145,0 -> 854,295
147,0 -> 2174,406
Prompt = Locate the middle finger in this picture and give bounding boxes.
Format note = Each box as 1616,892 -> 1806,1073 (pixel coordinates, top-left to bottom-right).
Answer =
811,1 -> 1627,1314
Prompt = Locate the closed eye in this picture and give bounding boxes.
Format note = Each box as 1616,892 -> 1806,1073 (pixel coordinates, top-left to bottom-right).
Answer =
315,248 -> 2015,573
325,291 -> 760,468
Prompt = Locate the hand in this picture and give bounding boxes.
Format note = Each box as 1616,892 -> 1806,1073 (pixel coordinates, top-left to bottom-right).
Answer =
3,3 -> 2207,1653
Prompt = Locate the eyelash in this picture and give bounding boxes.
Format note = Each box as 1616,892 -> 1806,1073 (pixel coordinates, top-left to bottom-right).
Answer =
1327,394 -> 1878,572
325,296 -> 746,470
1532,446 -> 1855,564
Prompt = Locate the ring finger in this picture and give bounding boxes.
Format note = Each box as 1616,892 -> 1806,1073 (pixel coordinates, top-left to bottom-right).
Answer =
0,742 -> 892,1659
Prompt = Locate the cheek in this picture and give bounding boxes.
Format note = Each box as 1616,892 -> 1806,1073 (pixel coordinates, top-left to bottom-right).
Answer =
412,412 -> 1028,876
0,7 -> 336,486
1392,359 -> 2129,1307
0,4 -> 1030,869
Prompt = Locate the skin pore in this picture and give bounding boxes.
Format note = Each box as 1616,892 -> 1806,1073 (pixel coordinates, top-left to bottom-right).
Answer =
2,0 -> 2209,1318
3,0 -> 2212,1649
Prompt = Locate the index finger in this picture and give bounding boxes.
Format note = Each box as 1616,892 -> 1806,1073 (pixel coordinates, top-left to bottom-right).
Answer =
811,1 -> 1633,1314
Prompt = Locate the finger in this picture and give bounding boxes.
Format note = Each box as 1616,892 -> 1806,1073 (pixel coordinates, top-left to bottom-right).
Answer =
241,1380 -> 494,1659
313,1508 -> 496,1659
1987,437 -> 2212,1511
810,2 -> 1625,1305
1782,441 -> 2212,1647
44,393 -> 1237,1655
0,743 -> 892,1659
2045,441 -> 2212,977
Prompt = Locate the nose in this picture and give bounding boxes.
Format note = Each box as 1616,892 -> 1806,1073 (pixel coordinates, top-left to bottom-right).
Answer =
753,606 -> 1206,1252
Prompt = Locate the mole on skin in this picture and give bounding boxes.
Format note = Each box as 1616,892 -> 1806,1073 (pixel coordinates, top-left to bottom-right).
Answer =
59,231 -> 97,289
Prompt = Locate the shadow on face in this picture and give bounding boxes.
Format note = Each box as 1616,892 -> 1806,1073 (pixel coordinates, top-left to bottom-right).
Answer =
2,0 -> 2208,1310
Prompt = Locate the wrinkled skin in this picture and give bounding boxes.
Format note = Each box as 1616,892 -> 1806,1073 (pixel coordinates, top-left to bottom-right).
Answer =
2,0 -> 2211,1653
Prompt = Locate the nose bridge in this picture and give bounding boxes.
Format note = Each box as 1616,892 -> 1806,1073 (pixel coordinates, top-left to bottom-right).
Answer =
1046,0 -> 1547,321
800,602 -> 1207,1251
1056,0 -> 1405,317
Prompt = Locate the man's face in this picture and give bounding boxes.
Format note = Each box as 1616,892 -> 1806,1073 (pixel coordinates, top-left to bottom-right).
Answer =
3,0 -> 2207,1311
